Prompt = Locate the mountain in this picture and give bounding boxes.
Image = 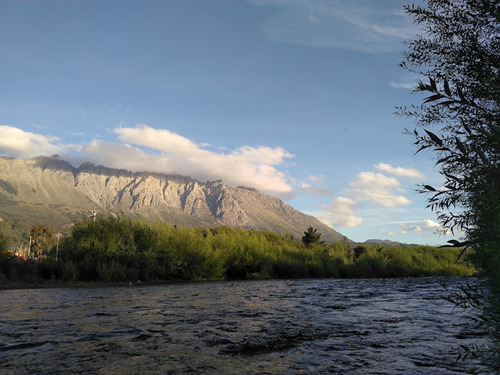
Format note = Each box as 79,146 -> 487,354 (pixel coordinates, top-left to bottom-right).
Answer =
363,239 -> 404,246
0,156 -> 347,244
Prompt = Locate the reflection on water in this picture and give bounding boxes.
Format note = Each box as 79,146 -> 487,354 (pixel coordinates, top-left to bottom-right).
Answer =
0,278 -> 492,374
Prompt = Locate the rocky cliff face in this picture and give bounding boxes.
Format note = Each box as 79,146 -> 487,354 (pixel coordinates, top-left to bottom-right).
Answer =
0,156 -> 346,243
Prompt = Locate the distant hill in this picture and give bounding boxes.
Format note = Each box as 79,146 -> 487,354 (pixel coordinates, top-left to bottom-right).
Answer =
0,156 -> 348,245
363,239 -> 404,246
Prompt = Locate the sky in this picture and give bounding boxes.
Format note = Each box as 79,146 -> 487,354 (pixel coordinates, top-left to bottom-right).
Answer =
0,0 -> 454,245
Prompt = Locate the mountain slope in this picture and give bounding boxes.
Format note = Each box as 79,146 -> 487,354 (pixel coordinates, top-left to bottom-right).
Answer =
0,156 -> 347,244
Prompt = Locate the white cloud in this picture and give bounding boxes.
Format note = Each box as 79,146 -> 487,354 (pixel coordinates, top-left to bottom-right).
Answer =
398,219 -> 443,235
374,163 -> 425,179
310,163 -> 420,229
80,140 -> 154,172
109,125 -> 294,195
115,125 -> 199,157
380,228 -> 395,237
232,145 -> 293,165
0,125 -> 62,158
300,175 -> 333,196
315,197 -> 363,227
251,0 -> 418,53
0,124 -> 295,197
346,171 -> 411,208
399,223 -> 422,234
389,81 -> 416,90
422,219 -> 442,231
390,72 -> 422,90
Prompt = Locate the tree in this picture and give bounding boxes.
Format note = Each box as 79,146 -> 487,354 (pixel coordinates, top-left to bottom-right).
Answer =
397,0 -> 500,274
399,3 -> 500,364
30,224 -> 55,259
302,227 -> 324,246
0,231 -> 11,276
0,231 -> 7,253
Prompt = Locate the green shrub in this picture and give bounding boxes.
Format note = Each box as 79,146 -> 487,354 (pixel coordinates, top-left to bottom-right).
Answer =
1,217 -> 477,283
59,260 -> 79,282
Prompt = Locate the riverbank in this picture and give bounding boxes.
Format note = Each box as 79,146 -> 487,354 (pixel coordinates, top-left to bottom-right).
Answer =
1,274 -> 482,291
0,279 -> 157,290
1,219 -> 477,286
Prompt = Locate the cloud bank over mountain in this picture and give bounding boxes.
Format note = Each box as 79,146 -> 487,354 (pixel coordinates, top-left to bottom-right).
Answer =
0,124 -> 294,197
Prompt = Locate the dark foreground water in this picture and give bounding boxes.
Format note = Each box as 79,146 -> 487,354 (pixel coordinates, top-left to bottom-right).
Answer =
0,277 -> 493,374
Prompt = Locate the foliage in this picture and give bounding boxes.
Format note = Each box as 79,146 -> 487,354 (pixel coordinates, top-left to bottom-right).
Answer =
302,227 -> 324,246
0,217 -> 477,284
397,0 -> 500,273
30,224 -> 55,259
0,231 -> 11,281
444,281 -> 500,369
0,231 -> 7,252
399,1 -> 500,368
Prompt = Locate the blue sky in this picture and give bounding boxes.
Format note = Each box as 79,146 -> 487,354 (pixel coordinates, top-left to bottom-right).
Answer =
0,0 -> 453,245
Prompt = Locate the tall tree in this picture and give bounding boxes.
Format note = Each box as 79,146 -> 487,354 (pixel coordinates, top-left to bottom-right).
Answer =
398,0 -> 500,275
302,227 -> 324,246
30,224 -> 55,259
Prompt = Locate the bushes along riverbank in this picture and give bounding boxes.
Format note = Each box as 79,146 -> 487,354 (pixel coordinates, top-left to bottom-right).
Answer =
0,217 -> 476,284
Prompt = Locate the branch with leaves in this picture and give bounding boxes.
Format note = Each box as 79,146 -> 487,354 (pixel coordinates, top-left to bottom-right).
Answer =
397,1 -> 499,272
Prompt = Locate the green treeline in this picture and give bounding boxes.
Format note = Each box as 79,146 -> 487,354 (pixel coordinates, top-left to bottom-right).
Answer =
1,217 -> 476,284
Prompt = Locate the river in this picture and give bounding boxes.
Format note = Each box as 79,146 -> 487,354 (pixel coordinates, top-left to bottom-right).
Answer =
0,277 -> 493,374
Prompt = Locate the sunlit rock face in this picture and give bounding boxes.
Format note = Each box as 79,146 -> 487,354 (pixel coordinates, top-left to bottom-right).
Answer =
0,156 -> 346,242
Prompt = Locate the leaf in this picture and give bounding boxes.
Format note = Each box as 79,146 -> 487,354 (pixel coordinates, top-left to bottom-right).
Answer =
443,172 -> 460,181
414,144 -> 430,155
417,79 -> 427,91
423,184 -> 437,192
424,94 -> 444,103
424,129 -> 443,146
443,79 -> 451,96
438,100 -> 458,107
437,155 -> 453,164
457,246 -> 469,260
429,77 -> 437,91
455,137 -> 467,155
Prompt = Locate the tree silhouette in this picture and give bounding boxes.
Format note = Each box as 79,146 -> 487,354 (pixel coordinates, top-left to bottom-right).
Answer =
398,0 -> 499,272
399,2 -> 500,362
302,227 -> 324,246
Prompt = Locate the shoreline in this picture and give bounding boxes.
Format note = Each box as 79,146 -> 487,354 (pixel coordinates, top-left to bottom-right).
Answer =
0,274 -> 480,290
0,280 -> 163,290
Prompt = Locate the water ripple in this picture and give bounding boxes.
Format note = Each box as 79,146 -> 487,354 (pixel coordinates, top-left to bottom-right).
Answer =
0,277 -> 493,374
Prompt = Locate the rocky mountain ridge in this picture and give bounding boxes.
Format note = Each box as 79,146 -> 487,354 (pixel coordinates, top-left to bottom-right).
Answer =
0,156 -> 347,243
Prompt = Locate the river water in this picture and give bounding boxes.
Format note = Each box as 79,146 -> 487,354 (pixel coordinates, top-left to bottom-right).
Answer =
0,277 -> 493,374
